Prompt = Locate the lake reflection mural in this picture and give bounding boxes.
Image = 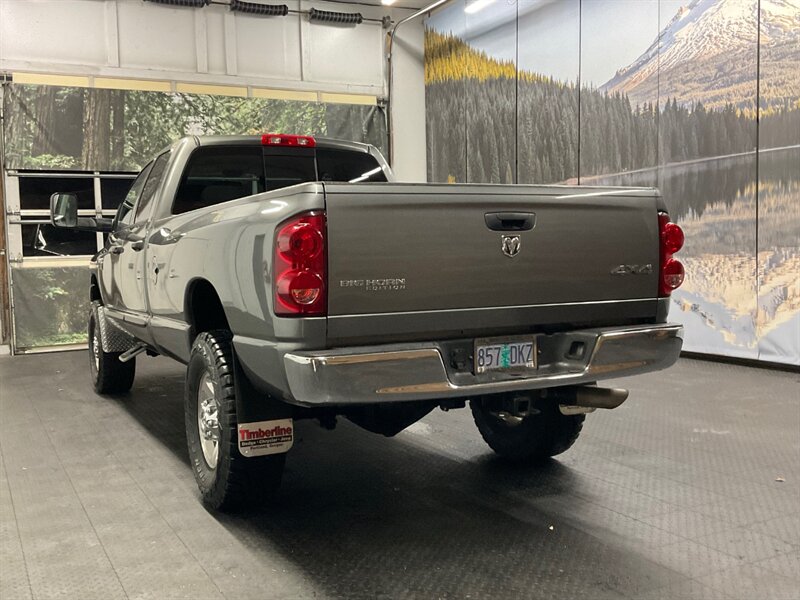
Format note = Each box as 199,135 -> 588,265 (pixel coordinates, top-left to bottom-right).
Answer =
593,148 -> 799,361
425,0 -> 799,365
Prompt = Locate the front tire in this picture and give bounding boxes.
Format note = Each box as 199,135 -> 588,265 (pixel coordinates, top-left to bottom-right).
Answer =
88,308 -> 135,394
185,330 -> 285,511
470,396 -> 584,463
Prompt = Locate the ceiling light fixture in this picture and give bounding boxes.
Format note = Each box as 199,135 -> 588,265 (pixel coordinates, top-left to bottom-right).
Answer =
464,0 -> 496,14
381,0 -> 398,5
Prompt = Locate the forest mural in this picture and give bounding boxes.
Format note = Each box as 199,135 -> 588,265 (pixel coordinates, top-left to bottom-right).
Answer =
425,0 -> 799,364
11,267 -> 90,349
4,84 -> 387,172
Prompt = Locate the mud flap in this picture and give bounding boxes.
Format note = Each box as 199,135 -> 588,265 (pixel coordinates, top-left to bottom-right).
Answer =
231,349 -> 294,457
238,419 -> 294,457
92,301 -> 138,354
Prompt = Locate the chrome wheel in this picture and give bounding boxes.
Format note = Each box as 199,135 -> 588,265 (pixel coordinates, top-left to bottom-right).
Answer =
197,372 -> 220,469
91,323 -> 100,372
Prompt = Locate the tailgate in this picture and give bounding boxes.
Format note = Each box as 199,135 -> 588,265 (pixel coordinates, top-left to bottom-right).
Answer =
324,183 -> 661,343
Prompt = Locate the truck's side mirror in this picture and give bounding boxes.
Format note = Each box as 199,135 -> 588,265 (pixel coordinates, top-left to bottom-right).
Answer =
49,192 -> 114,232
50,192 -> 78,228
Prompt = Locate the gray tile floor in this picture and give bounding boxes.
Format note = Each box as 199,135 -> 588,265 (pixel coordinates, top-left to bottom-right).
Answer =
1,352 -> 798,600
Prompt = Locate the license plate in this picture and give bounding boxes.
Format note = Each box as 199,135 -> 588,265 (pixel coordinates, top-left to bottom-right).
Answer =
474,337 -> 537,374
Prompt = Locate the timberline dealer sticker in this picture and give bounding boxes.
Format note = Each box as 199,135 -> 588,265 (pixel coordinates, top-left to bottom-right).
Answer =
238,419 -> 294,457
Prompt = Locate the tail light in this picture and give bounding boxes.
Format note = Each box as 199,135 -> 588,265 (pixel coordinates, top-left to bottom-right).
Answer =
273,211 -> 326,316
262,133 -> 316,147
658,212 -> 685,296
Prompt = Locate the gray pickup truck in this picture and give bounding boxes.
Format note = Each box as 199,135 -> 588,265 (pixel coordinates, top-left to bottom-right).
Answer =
50,133 -> 685,510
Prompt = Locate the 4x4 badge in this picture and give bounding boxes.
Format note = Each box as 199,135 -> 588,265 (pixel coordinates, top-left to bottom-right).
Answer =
501,235 -> 521,258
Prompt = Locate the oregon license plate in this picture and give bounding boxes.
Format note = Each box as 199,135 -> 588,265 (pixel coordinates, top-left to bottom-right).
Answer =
474,337 -> 537,374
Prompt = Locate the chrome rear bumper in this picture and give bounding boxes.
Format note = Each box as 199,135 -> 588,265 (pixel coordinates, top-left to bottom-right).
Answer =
283,324 -> 683,406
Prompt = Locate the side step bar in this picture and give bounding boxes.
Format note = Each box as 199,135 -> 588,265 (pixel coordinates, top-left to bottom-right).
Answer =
119,343 -> 148,363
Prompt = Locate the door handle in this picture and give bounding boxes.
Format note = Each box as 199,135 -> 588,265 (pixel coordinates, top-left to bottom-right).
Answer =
131,240 -> 145,252
149,227 -> 181,245
109,244 -> 124,255
484,212 -> 536,232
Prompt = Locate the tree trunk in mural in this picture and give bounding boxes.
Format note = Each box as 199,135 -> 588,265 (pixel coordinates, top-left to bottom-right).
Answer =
32,86 -> 58,156
109,90 -> 125,170
81,89 -> 111,170
4,88 -> 25,157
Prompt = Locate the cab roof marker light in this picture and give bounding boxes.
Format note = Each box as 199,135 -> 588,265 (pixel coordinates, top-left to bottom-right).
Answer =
261,134 -> 316,148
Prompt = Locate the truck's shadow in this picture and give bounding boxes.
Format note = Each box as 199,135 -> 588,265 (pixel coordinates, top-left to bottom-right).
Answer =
117,364 -> 676,599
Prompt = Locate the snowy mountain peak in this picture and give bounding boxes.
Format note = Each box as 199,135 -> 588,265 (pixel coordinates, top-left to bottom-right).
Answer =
602,0 -> 800,109
669,4 -> 692,28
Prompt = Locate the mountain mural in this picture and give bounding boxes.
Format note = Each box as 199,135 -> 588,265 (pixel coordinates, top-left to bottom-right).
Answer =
602,0 -> 800,110
425,30 -> 797,185
425,0 -> 799,364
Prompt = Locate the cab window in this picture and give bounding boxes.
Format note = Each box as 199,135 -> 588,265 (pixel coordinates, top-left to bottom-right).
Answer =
173,147 -> 266,215
317,149 -> 387,183
170,144 -> 387,215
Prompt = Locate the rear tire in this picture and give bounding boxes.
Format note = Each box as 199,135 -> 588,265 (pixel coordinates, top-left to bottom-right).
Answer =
185,330 -> 285,512
470,396 -> 584,463
88,309 -> 135,394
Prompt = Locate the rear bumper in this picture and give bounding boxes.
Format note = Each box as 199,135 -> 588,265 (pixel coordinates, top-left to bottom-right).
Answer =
283,323 -> 683,406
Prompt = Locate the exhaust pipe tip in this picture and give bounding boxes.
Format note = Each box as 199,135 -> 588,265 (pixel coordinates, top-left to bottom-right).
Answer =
559,386 -> 629,415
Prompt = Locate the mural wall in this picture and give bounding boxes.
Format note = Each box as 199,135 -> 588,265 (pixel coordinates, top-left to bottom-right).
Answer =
4,84 -> 387,172
425,0 -> 800,365
11,266 -> 90,349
